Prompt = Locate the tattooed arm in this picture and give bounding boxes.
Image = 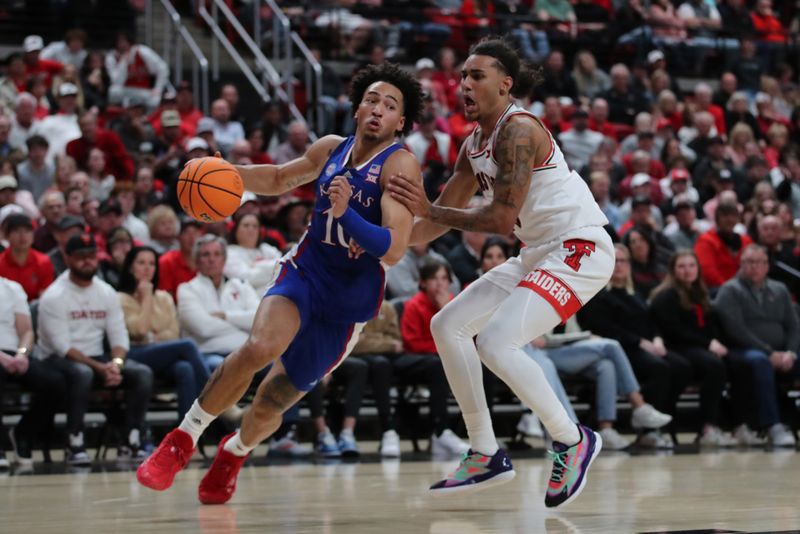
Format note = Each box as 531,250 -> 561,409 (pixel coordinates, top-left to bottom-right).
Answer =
233,135 -> 343,196
389,116 -> 540,234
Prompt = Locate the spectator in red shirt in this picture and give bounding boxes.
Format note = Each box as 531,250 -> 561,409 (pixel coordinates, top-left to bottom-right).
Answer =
695,202 -> 752,291
158,216 -> 202,301
541,96 -> 572,137
66,110 -> 134,182
750,0 -> 786,43
174,80 -> 202,136
588,97 -> 617,139
21,35 -> 63,89
398,258 -> 469,455
245,128 -> 272,165
0,214 -> 55,301
431,47 -> 460,113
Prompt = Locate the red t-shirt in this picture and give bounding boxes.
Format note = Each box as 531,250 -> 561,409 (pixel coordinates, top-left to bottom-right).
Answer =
25,59 -> 63,88
0,248 -> 55,301
401,290 -> 452,354
158,249 -> 196,300
66,129 -> 135,181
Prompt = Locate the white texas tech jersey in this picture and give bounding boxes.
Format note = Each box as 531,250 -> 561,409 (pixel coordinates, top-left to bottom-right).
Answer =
465,103 -> 608,247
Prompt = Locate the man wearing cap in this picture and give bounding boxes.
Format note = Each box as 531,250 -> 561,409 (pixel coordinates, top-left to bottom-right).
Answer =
47,214 -> 85,275
109,94 -> 157,156
660,168 -> 700,213
620,155 -> 665,203
152,110 -> 187,181
37,233 -> 153,464
158,215 -> 202,301
558,108 -> 604,171
195,117 -> 217,154
663,196 -> 711,250
67,110 -> 134,181
209,99 -> 245,156
695,202 -> 753,291
0,213 -> 54,301
22,35 -> 63,89
105,31 -> 168,111
30,83 -> 81,160
93,198 -> 124,263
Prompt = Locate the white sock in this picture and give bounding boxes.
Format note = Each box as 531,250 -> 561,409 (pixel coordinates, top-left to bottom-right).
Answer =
223,430 -> 255,457
475,288 -> 582,446
463,410 -> 498,456
178,400 -> 216,446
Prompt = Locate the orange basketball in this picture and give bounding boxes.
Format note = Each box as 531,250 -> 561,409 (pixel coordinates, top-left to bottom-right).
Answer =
177,157 -> 244,223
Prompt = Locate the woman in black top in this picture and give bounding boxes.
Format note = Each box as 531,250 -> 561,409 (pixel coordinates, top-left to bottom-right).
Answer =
649,250 -> 734,446
578,244 -> 691,447
622,227 -> 668,298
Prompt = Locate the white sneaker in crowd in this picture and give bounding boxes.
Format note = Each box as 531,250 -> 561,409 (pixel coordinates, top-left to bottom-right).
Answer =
516,412 -> 544,438
431,429 -> 470,456
598,427 -> 630,450
631,403 -> 672,429
379,430 -> 401,458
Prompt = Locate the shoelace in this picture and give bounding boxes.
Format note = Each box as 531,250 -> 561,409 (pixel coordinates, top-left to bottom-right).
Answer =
154,439 -> 189,469
447,451 -> 485,478
547,450 -> 570,483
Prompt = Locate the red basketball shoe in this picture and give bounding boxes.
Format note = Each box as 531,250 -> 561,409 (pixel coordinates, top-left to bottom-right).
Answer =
198,432 -> 249,505
137,428 -> 195,491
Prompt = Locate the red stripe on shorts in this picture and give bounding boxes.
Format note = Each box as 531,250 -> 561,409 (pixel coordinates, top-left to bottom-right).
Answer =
517,268 -> 582,322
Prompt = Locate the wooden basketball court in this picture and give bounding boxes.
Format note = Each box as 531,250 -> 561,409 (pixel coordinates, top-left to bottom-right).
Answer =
2,448 -> 799,533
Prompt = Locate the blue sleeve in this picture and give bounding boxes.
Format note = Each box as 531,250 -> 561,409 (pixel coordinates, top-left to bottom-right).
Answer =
338,207 -> 391,259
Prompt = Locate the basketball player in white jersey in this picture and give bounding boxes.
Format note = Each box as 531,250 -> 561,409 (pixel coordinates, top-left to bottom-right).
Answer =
388,39 -> 615,508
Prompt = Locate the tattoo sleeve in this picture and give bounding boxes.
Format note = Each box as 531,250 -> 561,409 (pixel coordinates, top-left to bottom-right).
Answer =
427,119 -> 536,233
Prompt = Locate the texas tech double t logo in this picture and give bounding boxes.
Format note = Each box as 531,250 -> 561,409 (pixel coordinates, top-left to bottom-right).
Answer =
563,239 -> 596,272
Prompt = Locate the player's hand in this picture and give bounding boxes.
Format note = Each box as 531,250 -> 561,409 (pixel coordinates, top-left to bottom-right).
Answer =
214,151 -> 222,159
329,175 -> 353,218
387,172 -> 431,218
347,238 -> 365,259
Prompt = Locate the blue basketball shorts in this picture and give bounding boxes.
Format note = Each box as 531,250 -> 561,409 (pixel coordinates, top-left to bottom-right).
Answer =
265,262 -> 364,391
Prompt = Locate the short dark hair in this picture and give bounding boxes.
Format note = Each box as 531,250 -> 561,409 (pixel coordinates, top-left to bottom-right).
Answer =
26,134 -> 48,150
118,246 -> 160,295
469,37 -> 543,98
480,236 -> 510,263
715,202 -> 740,221
228,212 -> 261,246
419,258 -> 451,284
349,62 -> 423,136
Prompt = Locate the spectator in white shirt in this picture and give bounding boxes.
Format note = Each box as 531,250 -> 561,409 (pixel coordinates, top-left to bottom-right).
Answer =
272,121 -> 310,165
31,82 -> 81,161
9,92 -> 38,152
210,98 -> 245,156
178,235 -> 260,369
224,213 -> 282,294
36,233 -> 153,465
105,31 -> 169,111
0,276 -> 65,467
111,182 -> 149,242
559,108 -> 604,171
40,29 -> 88,70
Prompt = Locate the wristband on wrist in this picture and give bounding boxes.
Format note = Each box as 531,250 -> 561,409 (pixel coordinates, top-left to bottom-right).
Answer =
338,207 -> 392,258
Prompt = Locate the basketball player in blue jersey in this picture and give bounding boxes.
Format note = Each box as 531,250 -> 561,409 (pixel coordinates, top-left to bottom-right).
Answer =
137,63 -> 424,504
389,38 -> 614,507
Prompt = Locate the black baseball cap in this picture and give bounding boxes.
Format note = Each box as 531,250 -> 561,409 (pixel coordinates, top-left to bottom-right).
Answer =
98,198 -> 123,216
65,233 -> 97,256
57,215 -> 85,231
631,195 -> 652,208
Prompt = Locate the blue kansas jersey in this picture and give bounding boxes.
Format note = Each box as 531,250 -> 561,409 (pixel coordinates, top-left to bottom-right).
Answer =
275,136 -> 403,323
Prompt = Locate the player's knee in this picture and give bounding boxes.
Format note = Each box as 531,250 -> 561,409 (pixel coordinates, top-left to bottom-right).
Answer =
239,338 -> 281,370
475,329 -> 503,365
430,309 -> 456,343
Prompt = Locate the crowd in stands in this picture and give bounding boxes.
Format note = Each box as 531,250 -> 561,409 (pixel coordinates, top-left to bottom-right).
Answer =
1,0 -> 800,469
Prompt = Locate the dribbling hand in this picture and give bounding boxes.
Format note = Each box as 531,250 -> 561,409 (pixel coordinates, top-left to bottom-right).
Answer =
329,175 -> 353,218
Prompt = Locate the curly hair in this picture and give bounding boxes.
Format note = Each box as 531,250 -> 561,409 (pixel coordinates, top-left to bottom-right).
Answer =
469,37 -> 544,98
349,62 -> 423,136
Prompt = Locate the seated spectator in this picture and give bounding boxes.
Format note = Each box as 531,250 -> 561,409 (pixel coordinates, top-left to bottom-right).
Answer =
702,169 -> 738,221
349,300 -> 404,457
93,198 -> 125,262
589,171 -> 623,231
146,205 -> 179,255
695,202 -> 752,291
174,80 -> 202,136
558,108 -> 604,171
133,166 -> 163,217
578,243 -> 691,446
572,50 -> 611,100
9,92 -> 38,151
445,224 -> 490,288
273,121 -> 310,167
588,98 -> 617,139
0,275 -> 64,467
109,95 -> 157,158
111,182 -> 149,242
209,99 -> 244,157
99,227 -> 133,289
531,326 -> 672,450
726,123 -> 756,169
755,214 -> 800,299
79,50 -> 110,111
399,259 -> 469,456
659,168 -> 700,216
53,155 -> 77,194
86,148 -> 116,202
0,115 -> 25,169
0,214 -> 54,301
602,64 -> 649,126
31,83 -> 81,161
40,29 -> 88,69
618,180 -> 664,231
305,358 -> 368,458
118,246 -> 210,422
0,54 -> 27,114
715,244 -> 799,447
21,35 -> 63,89
158,216 -> 202,300
246,128 -> 272,165
178,235 -> 260,369
66,110 -> 134,183
623,226 -> 668,297
664,198 -> 712,250
16,135 -> 54,201
535,51 -> 578,101
224,212 -> 282,295
405,111 -> 456,198
37,233 -> 154,464
48,214 -> 85,275
105,31 -> 168,111
386,242 -> 460,300
649,250 -> 736,446
539,96 -> 571,138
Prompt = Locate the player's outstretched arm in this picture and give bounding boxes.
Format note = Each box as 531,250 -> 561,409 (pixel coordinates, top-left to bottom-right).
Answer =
233,135 -> 343,196
389,116 -> 537,235
389,142 -> 479,246
327,150 -> 421,266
